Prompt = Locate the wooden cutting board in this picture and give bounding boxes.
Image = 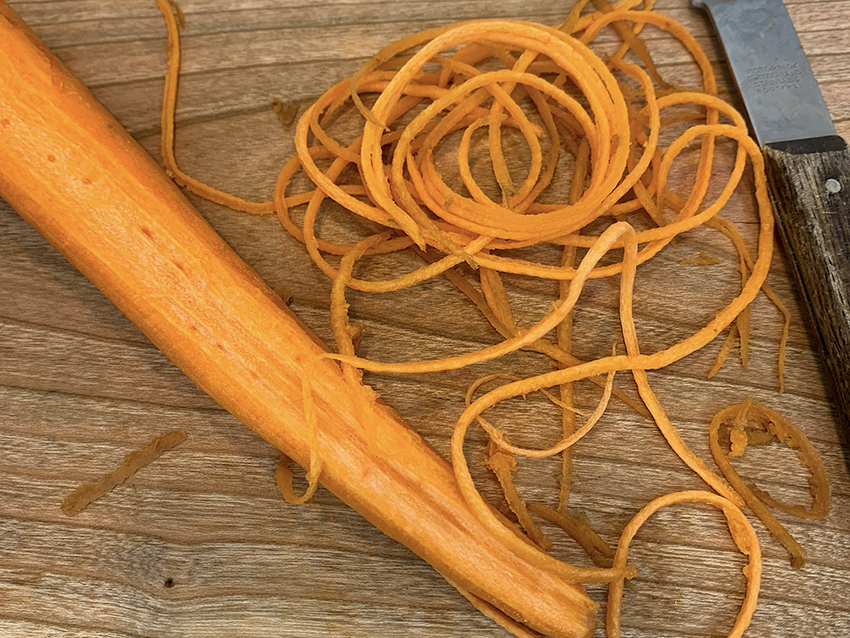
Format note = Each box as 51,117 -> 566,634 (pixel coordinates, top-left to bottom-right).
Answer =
2,1 -> 849,636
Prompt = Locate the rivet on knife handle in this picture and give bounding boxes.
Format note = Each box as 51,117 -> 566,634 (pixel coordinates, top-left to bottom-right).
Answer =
694,0 -> 850,440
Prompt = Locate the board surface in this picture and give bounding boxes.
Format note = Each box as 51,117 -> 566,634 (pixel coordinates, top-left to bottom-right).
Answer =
2,1 -> 850,636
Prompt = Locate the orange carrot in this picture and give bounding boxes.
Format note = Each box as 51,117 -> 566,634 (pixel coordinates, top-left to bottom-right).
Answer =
0,4 -> 606,637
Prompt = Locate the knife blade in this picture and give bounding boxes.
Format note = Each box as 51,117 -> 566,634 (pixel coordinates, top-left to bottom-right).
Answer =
694,0 -> 850,447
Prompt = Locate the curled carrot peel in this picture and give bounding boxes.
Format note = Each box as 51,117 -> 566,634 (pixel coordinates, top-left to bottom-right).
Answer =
157,0 -> 274,215
147,0 -> 830,634
606,491 -> 762,638
709,400 -> 831,568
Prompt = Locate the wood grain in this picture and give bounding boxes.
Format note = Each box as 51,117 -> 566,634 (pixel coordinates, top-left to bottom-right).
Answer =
2,1 -> 849,637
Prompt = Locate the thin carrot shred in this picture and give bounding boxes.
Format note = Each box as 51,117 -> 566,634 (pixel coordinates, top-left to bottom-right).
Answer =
680,251 -> 720,266
709,400 -> 831,568
527,501 -> 616,569
606,491 -> 762,638
486,439 -> 554,552
62,430 -> 187,516
272,98 -> 301,127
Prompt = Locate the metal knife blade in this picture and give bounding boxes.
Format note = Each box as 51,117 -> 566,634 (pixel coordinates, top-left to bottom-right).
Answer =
693,0 -> 835,146
694,0 -> 850,451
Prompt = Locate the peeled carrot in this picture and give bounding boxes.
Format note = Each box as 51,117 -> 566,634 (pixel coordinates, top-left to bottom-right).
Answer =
0,4 -> 603,637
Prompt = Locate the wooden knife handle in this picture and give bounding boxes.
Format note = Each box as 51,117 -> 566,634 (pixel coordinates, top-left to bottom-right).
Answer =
763,135 -> 850,439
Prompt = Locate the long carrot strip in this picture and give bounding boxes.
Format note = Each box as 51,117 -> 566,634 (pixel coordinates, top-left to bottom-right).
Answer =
606,491 -> 762,638
157,0 -> 274,215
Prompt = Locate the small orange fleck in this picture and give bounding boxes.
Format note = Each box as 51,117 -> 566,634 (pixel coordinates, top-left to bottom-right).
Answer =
0,118 -> 10,127
82,177 -> 92,185
47,155 -> 56,162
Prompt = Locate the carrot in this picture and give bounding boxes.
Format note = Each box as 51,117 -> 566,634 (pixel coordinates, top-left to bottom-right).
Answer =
0,4 -> 608,637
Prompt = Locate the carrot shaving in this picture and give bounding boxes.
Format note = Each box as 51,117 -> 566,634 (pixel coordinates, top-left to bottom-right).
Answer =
680,251 -> 720,266
706,215 -> 791,389
426,249 -> 649,417
272,98 -> 301,127
156,0 -> 274,215
719,424 -> 777,449
737,272 -> 752,369
709,400 -> 831,568
486,439 -> 553,551
528,501 -> 616,569
708,323 -> 739,378
557,243 -> 579,509
62,430 -> 187,516
606,491 -> 762,638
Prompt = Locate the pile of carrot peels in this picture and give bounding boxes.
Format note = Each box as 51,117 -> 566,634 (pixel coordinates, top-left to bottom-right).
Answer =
154,0 -> 831,636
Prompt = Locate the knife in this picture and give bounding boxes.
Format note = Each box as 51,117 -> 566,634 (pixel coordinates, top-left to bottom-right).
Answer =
693,0 -> 850,445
